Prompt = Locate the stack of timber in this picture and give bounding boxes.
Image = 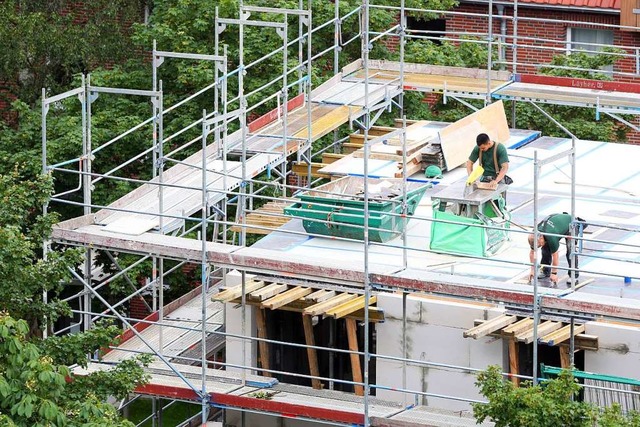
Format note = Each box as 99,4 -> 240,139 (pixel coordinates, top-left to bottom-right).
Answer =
350,121 -> 438,178
391,119 -> 445,171
230,200 -> 294,235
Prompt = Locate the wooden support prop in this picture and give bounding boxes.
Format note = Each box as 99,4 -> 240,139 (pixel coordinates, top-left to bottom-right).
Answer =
559,346 -> 572,369
304,293 -> 355,316
250,283 -> 289,301
255,308 -> 271,377
540,324 -> 585,346
302,314 -> 323,390
325,295 -> 377,319
346,318 -> 364,396
212,280 -> 265,302
262,286 -> 312,310
464,314 -> 517,339
321,153 -> 345,164
516,320 -> 562,345
508,336 -> 519,386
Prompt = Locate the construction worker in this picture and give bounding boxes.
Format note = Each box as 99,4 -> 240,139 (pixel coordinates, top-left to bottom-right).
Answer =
528,213 -> 587,285
466,133 -> 510,187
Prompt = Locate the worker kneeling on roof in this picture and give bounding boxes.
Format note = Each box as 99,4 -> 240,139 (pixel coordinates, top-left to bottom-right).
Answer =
528,213 -> 588,286
466,133 -> 511,187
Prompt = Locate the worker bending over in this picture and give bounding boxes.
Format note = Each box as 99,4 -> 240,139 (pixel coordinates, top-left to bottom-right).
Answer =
528,213 -> 587,285
466,133 -> 510,187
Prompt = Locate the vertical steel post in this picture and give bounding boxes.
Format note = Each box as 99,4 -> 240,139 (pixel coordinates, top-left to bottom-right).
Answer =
532,150 -> 540,386
334,0 -> 340,74
486,0 -> 494,106
362,1 -> 371,425
570,137 -> 577,290
157,80 -> 164,355
84,75 -> 93,335
282,16 -> 289,197
201,109 -> 210,426
41,87 -> 50,337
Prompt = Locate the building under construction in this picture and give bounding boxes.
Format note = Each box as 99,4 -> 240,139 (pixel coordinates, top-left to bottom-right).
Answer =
43,1 -> 640,426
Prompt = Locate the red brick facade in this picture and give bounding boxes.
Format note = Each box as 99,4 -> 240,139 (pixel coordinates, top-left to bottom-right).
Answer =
448,4 -> 640,80
448,3 -> 640,144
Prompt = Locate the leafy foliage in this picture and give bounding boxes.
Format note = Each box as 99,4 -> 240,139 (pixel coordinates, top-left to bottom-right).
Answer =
0,168 -> 82,331
0,312 -> 150,427
0,0 -> 147,107
473,365 -> 640,427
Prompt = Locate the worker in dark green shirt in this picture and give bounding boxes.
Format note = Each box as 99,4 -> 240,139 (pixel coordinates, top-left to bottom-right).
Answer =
466,133 -> 510,187
528,213 -> 587,285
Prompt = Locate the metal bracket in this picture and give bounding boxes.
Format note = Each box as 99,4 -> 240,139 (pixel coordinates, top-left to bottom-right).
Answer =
276,26 -> 285,40
216,22 -> 227,35
241,10 -> 251,20
156,55 -> 165,68
88,91 -> 99,104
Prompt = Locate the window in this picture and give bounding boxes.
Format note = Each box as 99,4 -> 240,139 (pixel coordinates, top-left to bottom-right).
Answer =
407,16 -> 446,45
567,28 -> 615,72
568,28 -> 614,54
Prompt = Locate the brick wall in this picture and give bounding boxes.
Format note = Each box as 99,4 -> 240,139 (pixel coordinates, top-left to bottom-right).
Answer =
448,4 -> 640,79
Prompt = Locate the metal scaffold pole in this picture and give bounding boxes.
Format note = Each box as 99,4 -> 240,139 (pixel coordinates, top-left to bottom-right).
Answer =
362,1 -> 371,425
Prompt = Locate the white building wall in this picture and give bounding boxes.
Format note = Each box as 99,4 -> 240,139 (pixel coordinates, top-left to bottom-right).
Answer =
224,270 -> 257,375
376,293 -> 505,412
584,321 -> 640,378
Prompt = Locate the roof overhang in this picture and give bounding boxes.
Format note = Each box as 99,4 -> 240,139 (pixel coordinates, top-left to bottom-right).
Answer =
459,0 -> 620,15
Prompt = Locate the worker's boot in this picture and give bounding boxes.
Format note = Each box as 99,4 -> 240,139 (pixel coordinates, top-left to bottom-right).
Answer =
537,268 -> 550,280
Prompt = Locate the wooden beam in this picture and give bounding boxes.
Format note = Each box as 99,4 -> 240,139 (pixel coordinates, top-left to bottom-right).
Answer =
302,314 -> 322,390
394,160 -> 422,178
303,289 -> 336,303
325,295 -> 377,319
508,336 -> 519,386
540,324 -> 585,346
255,308 -> 271,377
342,142 -> 364,154
291,162 -> 331,179
463,314 -> 517,339
212,280 -> 265,302
348,134 -> 368,145
369,126 -> 396,136
346,318 -> 364,396
250,283 -> 289,301
229,297 -> 385,322
321,153 -> 345,165
502,317 -> 534,336
261,286 -> 312,310
573,334 -> 599,351
516,320 -> 562,345
303,293 -> 355,316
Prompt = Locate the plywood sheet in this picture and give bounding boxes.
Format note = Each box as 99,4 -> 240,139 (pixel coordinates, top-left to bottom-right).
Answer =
438,100 -> 510,171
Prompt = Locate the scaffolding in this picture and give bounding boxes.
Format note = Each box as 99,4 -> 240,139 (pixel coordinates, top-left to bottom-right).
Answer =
40,1 -> 640,426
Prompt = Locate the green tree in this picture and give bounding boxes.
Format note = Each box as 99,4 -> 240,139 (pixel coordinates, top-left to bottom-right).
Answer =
0,312 -> 150,426
0,0 -> 147,107
473,365 -> 640,427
